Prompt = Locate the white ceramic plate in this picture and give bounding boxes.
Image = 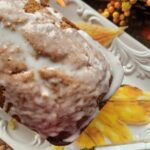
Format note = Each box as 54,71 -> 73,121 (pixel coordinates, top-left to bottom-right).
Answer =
0,0 -> 150,150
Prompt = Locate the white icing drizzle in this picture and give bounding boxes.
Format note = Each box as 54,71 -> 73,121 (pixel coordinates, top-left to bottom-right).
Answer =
0,1 -> 13,9
78,30 -> 124,100
0,0 -> 123,149
0,23 -> 52,96
46,7 -> 63,20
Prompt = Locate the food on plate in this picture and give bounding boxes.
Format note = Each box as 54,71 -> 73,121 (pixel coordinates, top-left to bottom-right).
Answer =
0,0 -> 113,146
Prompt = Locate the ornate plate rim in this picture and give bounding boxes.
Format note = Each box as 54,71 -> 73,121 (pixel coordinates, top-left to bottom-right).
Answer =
0,0 -> 150,150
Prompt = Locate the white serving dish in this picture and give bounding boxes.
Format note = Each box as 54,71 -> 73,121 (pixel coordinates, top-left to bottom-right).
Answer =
0,0 -> 150,150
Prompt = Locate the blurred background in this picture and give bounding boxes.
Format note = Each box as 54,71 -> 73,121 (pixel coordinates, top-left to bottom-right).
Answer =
83,0 -> 150,48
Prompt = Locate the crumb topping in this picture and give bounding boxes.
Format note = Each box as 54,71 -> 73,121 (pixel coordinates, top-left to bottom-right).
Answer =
40,0 -> 49,6
24,0 -> 44,13
0,0 -> 112,143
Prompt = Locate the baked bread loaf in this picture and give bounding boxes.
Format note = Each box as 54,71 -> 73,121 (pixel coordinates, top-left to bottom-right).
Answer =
0,0 -> 112,146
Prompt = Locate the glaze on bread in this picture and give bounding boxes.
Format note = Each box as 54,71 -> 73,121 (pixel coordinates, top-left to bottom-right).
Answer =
0,0 -> 112,145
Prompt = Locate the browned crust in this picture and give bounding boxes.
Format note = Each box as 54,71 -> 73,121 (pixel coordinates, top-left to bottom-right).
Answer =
0,0 -> 112,145
24,0 -> 44,13
0,140 -> 12,150
0,86 -> 5,108
40,0 -> 49,6
61,17 -> 79,30
24,0 -> 79,30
